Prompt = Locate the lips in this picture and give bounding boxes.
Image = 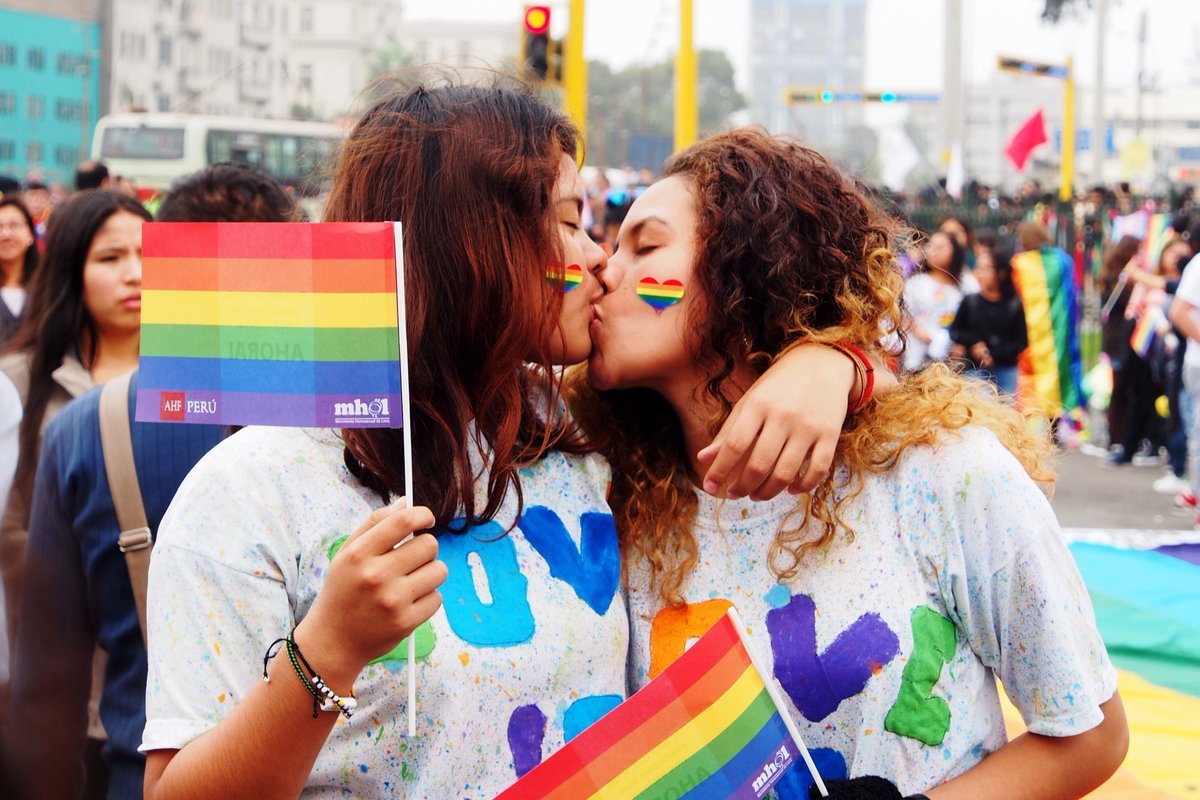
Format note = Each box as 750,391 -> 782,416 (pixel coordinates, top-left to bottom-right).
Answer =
122,296 -> 142,310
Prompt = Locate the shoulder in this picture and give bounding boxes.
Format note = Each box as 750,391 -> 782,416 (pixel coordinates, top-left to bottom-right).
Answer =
0,349 -> 32,400
520,449 -> 612,504
888,426 -> 1032,491
43,384 -> 103,438
192,426 -> 343,481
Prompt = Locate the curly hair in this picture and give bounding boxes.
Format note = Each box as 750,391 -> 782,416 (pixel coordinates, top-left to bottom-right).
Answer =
570,128 -> 1054,605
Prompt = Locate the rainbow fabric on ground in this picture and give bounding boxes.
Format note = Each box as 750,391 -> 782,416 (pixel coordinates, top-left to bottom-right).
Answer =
136,222 -> 403,428
1002,529 -> 1200,799
1013,246 -> 1084,416
496,612 -> 807,800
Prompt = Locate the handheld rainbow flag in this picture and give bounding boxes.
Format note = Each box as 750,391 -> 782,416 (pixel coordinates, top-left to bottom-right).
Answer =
136,222 -> 407,428
1129,304 -> 1169,360
496,608 -> 826,800
1012,246 -> 1084,416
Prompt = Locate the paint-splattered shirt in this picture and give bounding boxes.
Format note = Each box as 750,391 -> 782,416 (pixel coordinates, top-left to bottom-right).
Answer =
142,426 -> 628,798
625,427 -> 1117,798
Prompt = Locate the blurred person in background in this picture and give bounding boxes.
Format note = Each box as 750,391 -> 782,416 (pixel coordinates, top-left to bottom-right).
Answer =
937,214 -> 976,269
75,161 -> 111,192
1168,217 -> 1200,527
6,163 -> 296,800
0,197 -> 40,348
901,229 -> 975,371
950,245 -> 1027,394
0,192 -> 151,762
21,182 -> 52,243
1099,235 -> 1143,458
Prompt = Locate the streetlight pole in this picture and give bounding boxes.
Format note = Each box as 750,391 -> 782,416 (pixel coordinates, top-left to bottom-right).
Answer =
674,0 -> 697,152
563,0 -> 587,143
1060,55 -> 1075,202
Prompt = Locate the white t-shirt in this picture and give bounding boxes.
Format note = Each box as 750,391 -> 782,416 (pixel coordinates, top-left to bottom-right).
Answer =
902,273 -> 974,371
0,286 -> 24,318
143,426 -> 628,798
1172,253 -> 1200,369
625,427 -> 1116,797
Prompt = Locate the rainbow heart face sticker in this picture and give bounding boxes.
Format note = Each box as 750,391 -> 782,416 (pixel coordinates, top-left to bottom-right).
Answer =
547,263 -> 585,292
637,277 -> 685,313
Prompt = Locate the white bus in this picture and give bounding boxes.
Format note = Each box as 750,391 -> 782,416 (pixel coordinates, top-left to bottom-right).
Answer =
91,112 -> 346,202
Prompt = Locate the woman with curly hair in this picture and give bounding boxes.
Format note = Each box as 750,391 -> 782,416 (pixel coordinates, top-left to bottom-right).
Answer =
575,128 -> 1127,799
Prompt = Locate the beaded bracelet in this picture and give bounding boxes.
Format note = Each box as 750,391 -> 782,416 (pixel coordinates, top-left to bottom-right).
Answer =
261,630 -> 358,719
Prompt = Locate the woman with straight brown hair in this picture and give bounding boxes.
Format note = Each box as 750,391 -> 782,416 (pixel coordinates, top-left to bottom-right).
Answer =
140,81 -> 874,799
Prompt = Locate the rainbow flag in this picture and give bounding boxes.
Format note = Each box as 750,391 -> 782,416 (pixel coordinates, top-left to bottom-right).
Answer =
1001,530 -> 1200,799
1012,246 -> 1084,416
136,222 -> 405,428
496,610 -> 820,800
1129,304 -> 1168,360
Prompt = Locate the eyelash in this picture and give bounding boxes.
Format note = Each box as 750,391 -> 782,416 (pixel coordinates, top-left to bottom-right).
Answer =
636,246 -> 656,256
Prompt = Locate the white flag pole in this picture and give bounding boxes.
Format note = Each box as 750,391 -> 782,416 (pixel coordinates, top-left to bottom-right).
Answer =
726,607 -> 828,798
392,221 -> 418,738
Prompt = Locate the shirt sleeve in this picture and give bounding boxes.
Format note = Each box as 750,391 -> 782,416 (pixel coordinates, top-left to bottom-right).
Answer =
141,441 -> 296,753
936,432 -> 1118,737
1173,256 -> 1200,308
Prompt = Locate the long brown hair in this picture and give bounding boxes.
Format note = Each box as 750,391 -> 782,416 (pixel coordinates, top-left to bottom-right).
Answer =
326,80 -> 579,532
6,189 -> 151,487
571,129 -> 1053,604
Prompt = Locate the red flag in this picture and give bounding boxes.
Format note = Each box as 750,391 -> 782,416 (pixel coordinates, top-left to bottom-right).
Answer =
1005,108 -> 1048,171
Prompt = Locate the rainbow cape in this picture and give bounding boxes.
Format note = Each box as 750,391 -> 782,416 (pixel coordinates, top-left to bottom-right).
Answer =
136,222 -> 405,428
496,610 -> 819,800
1012,246 -> 1084,416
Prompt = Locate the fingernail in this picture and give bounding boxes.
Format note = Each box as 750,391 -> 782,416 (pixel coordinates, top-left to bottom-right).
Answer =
703,480 -> 720,494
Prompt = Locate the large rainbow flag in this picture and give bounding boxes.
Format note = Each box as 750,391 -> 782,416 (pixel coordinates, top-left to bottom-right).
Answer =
496,610 -> 821,800
1012,246 -> 1084,416
136,222 -> 404,428
1003,530 -> 1200,799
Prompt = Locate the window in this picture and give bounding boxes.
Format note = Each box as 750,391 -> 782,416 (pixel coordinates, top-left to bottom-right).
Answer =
0,44 -> 15,66
54,145 -> 80,166
55,99 -> 84,122
57,52 -> 88,76
26,141 -> 42,164
158,36 -> 172,67
27,95 -> 43,119
0,140 -> 14,160
0,92 -> 13,114
27,47 -> 45,70
298,64 -> 312,91
299,6 -> 313,32
100,126 -> 185,159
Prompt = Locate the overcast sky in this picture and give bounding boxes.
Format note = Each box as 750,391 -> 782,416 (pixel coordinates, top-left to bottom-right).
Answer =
403,0 -> 1199,93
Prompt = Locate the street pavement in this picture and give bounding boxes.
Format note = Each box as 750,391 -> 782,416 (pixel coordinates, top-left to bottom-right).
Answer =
1051,447 -> 1195,532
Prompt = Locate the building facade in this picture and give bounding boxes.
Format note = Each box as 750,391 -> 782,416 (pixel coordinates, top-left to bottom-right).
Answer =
748,0 -> 867,152
0,4 -> 101,184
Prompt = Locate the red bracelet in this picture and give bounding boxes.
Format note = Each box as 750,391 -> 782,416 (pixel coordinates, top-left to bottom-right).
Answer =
830,341 -> 875,413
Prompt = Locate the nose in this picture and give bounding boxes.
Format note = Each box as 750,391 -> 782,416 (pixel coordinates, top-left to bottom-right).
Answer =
598,248 -> 626,295
126,253 -> 143,285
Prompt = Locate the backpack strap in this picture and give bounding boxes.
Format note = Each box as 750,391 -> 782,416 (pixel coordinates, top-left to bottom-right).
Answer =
98,371 -> 152,644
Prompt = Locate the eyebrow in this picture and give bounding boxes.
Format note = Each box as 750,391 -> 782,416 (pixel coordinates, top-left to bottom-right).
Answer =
558,197 -> 583,215
626,215 -> 670,239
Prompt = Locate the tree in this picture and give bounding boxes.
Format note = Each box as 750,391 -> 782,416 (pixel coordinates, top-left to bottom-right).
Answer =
585,49 -> 747,169
1042,0 -> 1090,22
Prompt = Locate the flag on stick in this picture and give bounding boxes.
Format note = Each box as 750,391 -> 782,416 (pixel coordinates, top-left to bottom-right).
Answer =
136,222 -> 404,428
1005,108 -> 1048,171
496,608 -> 826,800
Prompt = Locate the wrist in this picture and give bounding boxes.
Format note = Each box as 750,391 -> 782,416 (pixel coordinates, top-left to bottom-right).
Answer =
292,617 -> 363,695
828,341 -> 875,412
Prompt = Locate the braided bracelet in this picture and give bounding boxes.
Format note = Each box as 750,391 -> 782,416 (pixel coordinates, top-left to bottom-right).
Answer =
262,630 -> 358,719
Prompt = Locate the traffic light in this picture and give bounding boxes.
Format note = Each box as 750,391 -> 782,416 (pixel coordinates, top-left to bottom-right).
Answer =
784,87 -> 940,105
997,56 -> 1069,80
522,5 -> 551,81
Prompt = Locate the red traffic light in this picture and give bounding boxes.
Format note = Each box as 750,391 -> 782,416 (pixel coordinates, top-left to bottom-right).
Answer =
524,5 -> 550,35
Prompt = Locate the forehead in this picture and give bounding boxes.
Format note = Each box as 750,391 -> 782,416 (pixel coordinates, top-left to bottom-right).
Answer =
624,175 -> 695,227
554,153 -> 584,199
0,205 -> 25,221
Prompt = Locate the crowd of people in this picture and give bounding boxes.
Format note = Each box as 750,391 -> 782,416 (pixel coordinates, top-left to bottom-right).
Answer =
0,78 -> 1136,800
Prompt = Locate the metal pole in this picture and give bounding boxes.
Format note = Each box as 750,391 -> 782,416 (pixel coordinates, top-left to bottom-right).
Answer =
1060,56 -> 1075,202
563,0 -> 587,143
942,0 -> 964,165
1091,0 -> 1106,185
674,0 -> 698,152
